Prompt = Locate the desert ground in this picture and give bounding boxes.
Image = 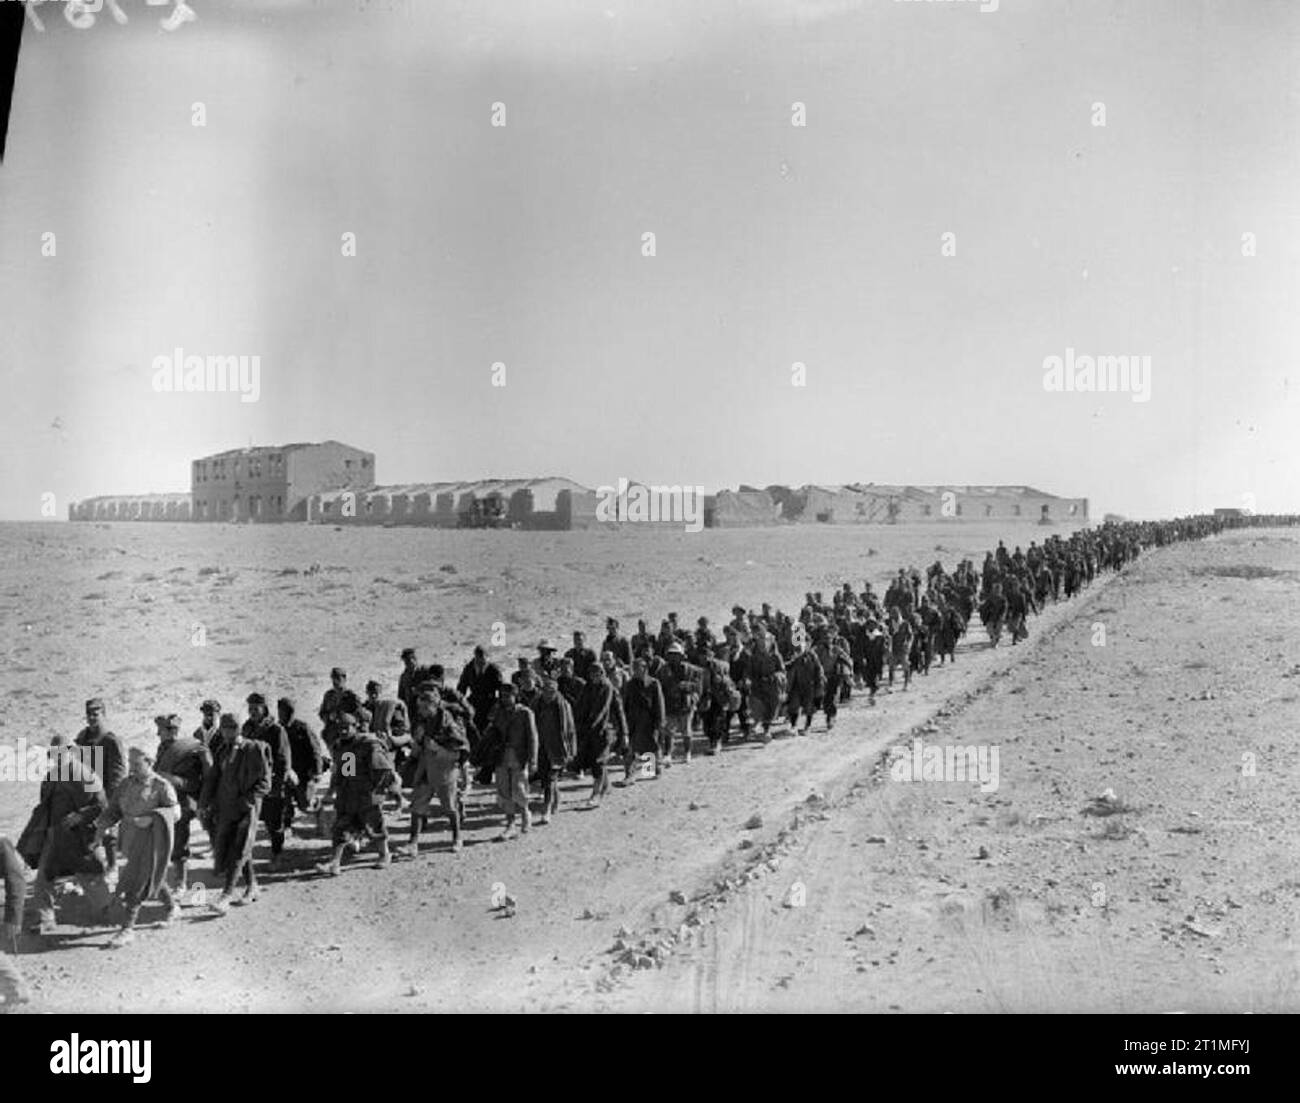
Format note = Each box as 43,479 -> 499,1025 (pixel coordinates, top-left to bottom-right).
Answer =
1,520 -> 1296,1013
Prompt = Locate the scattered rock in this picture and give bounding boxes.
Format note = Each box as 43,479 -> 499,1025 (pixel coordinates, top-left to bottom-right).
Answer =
744,813 -> 763,830
1182,921 -> 1221,939
1082,789 -> 1134,817
669,890 -> 687,905
865,834 -> 888,844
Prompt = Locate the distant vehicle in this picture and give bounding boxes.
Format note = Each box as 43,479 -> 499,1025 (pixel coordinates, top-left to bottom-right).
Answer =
458,497 -> 512,529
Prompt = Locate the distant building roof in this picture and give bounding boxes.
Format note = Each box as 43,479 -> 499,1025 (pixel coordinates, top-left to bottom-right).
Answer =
195,440 -> 369,461
74,492 -> 190,505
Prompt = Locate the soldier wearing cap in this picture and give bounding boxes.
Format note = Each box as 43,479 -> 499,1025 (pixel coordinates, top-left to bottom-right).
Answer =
573,661 -> 627,807
74,697 -> 126,873
315,712 -> 399,875
194,699 -> 221,750
743,630 -> 785,742
533,674 -> 576,825
556,656 -> 585,710
277,697 -> 330,820
693,617 -> 717,659
513,662 -> 541,711
153,712 -> 211,891
599,649 -> 628,692
564,630 -> 598,681
887,606 -> 914,688
242,693 -> 293,871
812,626 -> 852,731
630,619 -> 654,661
700,641 -> 738,754
484,682 -> 537,840
655,641 -> 704,765
22,735 -> 110,934
862,616 -> 887,703
785,632 -> 825,735
723,627 -> 753,740
365,680 -> 411,762
318,667 -> 358,751
405,689 -> 470,854
200,713 -> 270,912
620,656 -> 666,783
600,618 -> 632,667
457,645 -> 503,742
728,605 -> 752,645
398,648 -> 420,719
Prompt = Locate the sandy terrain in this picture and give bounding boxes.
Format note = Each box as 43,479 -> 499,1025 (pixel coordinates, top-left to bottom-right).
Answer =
2,520 -> 1295,1013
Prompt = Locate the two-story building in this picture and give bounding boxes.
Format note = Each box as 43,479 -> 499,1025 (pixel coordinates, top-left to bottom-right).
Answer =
191,440 -> 375,522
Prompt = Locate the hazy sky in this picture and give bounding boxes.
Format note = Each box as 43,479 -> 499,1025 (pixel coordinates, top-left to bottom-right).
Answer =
1,0 -> 1297,520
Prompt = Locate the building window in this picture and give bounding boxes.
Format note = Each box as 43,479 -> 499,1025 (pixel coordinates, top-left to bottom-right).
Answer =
1013,505 -> 1021,516
956,504 -> 963,516
923,504 -> 932,517
361,457 -> 371,468
984,504 -> 993,517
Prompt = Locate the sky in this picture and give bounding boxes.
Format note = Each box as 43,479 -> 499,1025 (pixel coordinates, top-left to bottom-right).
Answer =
1,0 -> 1297,521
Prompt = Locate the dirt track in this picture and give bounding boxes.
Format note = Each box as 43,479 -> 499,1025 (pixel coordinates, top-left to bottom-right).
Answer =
594,528 -> 1300,1013
2,522 -> 1296,1012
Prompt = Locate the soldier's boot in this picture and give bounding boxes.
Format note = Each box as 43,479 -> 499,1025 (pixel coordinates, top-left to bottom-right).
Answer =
315,845 -> 345,877
404,814 -> 424,856
448,812 -> 462,852
375,838 -> 392,868
171,859 -> 189,893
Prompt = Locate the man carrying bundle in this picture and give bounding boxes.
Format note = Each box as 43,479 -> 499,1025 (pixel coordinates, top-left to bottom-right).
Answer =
405,689 -> 470,854
22,735 -> 110,934
315,712 -> 400,875
93,747 -> 180,948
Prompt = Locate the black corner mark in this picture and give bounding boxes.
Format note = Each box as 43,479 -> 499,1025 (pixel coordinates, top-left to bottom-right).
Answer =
0,4 -> 23,163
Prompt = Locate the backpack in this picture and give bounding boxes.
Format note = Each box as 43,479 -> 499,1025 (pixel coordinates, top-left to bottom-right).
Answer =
710,660 -> 741,711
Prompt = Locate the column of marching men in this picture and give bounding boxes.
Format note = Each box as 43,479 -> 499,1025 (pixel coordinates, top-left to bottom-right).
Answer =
0,511 -> 1294,1000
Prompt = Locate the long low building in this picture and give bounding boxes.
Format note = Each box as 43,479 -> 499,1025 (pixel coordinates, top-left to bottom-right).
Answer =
68,492 -> 193,522
69,442 -> 1087,528
310,477 -> 589,529
707,484 -> 1088,526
